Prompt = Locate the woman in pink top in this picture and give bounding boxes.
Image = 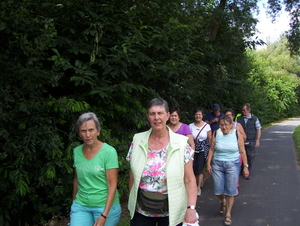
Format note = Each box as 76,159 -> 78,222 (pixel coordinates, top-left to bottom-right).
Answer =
167,106 -> 195,150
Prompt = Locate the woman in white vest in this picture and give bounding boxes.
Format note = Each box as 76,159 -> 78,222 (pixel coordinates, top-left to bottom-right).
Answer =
206,115 -> 249,226
126,98 -> 198,226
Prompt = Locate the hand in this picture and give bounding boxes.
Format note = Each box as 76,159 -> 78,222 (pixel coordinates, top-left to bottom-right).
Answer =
243,167 -> 249,179
255,140 -> 260,147
184,209 -> 198,225
206,164 -> 212,175
93,216 -> 106,226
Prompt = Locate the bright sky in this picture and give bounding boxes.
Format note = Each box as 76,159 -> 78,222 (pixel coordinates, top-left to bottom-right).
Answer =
255,0 -> 290,47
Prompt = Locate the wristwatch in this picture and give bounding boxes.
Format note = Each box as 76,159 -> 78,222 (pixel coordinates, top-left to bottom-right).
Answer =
187,205 -> 196,210
244,164 -> 249,167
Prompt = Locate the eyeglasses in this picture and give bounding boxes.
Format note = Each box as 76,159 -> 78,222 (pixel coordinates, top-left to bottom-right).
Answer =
242,109 -> 248,112
220,124 -> 230,127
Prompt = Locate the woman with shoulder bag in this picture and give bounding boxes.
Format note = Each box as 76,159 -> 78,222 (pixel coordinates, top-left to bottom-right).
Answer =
206,115 -> 249,226
189,107 -> 212,196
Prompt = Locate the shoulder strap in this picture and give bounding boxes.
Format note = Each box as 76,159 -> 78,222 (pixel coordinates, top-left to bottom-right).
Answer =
214,129 -> 218,137
195,123 -> 207,140
233,121 -> 238,129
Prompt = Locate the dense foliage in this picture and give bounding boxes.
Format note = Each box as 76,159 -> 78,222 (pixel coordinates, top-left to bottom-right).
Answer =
248,38 -> 300,120
0,0 -> 299,225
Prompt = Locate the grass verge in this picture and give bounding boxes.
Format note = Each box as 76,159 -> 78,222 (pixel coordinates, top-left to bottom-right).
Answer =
293,125 -> 300,164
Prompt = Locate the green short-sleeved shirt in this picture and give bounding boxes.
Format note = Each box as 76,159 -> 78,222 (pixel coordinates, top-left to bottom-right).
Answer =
74,143 -> 119,207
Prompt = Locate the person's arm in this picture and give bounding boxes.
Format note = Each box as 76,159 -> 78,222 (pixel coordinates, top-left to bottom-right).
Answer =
206,131 -> 215,175
238,131 -> 249,178
127,144 -> 134,191
187,134 -> 195,150
256,129 -> 261,147
205,118 -> 218,125
207,130 -> 212,145
204,114 -> 213,125
183,158 -> 198,224
237,123 -> 247,141
72,171 -> 78,201
94,168 -> 119,226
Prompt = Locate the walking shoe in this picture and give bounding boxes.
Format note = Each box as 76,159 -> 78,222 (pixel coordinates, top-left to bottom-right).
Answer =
197,188 -> 201,196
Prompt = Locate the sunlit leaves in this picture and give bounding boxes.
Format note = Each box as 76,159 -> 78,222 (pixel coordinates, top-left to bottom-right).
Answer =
0,0 -> 299,224
249,37 -> 300,121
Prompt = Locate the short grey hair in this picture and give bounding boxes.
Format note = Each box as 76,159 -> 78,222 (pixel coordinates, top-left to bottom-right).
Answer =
147,98 -> 169,113
243,103 -> 251,111
76,112 -> 101,133
219,115 -> 233,124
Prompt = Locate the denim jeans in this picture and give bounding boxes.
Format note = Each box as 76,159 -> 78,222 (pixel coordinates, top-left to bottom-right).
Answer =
69,201 -> 121,226
212,158 -> 241,196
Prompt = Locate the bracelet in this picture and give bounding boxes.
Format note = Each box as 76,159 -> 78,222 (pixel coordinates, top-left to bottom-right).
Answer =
101,213 -> 107,219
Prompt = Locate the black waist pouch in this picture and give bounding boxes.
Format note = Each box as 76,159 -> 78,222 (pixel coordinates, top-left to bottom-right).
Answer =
137,188 -> 169,214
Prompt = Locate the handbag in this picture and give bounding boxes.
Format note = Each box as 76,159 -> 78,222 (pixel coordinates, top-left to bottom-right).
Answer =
137,188 -> 168,214
196,138 -> 210,161
194,123 -> 207,153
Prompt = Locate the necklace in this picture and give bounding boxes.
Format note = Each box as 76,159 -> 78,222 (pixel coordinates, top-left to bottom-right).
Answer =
151,131 -> 168,145
153,136 -> 162,145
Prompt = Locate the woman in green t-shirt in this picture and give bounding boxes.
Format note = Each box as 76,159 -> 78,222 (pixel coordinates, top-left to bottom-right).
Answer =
70,112 -> 121,226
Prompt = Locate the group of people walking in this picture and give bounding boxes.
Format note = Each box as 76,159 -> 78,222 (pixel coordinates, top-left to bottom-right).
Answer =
68,98 -> 262,226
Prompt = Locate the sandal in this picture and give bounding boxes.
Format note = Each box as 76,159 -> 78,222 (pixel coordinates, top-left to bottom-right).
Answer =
224,216 -> 232,226
219,203 -> 226,216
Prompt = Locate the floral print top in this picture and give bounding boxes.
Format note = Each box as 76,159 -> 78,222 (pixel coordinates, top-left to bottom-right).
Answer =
126,142 -> 194,217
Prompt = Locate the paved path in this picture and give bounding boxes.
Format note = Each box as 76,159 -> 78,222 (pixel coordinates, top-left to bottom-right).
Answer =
197,118 -> 300,226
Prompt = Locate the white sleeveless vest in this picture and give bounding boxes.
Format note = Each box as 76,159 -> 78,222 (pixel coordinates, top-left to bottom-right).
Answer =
128,128 -> 189,226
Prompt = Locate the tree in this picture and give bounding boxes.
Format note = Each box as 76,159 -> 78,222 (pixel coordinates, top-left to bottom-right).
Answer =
265,0 -> 300,55
0,0 -> 299,224
248,38 -> 300,122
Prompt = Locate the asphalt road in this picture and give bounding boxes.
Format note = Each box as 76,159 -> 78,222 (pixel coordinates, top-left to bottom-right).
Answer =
197,118 -> 300,226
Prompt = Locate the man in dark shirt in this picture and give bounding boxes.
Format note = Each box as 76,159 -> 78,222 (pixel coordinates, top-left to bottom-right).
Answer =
205,104 -> 224,133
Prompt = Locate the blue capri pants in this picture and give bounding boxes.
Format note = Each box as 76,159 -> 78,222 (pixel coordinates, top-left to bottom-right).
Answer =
212,158 -> 241,196
70,201 -> 121,226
